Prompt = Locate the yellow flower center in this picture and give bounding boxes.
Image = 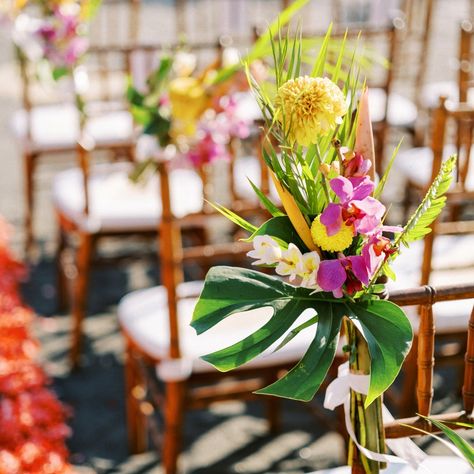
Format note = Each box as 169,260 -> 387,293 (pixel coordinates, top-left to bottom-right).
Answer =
311,216 -> 353,252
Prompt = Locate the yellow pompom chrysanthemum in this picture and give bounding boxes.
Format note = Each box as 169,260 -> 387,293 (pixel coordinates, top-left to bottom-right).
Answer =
275,76 -> 348,147
311,216 -> 353,252
169,77 -> 208,137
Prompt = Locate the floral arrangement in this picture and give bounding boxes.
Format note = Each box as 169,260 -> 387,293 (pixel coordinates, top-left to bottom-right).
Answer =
4,0 -> 100,81
0,217 -> 72,474
190,27 -> 457,473
127,52 -> 254,176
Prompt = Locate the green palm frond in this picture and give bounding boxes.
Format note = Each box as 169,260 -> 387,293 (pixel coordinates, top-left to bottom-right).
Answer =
397,155 -> 457,247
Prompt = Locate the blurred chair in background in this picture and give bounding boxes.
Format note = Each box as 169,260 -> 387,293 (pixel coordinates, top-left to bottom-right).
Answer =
311,284 -> 474,474
393,97 -> 474,414
11,0 -> 140,255
55,39 -> 259,367
118,157 -> 315,474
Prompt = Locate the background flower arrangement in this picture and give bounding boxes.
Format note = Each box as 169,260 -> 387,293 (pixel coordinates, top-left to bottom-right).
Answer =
0,217 -> 72,474
189,26 -> 457,473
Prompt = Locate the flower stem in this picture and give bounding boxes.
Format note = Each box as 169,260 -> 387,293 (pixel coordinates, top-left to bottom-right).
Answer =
345,319 -> 386,473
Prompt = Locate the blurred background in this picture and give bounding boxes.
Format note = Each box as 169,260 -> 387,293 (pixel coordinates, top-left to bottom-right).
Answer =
0,0 -> 473,473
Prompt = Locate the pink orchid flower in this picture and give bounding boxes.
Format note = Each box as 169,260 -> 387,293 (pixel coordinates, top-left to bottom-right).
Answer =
320,176 -> 385,237
317,232 -> 398,298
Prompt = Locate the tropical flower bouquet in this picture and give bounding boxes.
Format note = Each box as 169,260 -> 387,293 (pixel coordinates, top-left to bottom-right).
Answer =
5,0 -> 100,82
127,51 -> 255,180
190,27 -> 457,473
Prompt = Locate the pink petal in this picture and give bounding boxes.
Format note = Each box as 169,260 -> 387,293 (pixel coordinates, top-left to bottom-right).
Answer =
330,176 -> 353,203
350,177 -> 374,201
320,203 -> 343,236
353,197 -> 385,219
348,255 -> 370,286
317,259 -> 346,292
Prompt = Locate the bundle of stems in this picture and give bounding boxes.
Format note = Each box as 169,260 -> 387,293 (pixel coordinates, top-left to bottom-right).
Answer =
345,319 -> 386,473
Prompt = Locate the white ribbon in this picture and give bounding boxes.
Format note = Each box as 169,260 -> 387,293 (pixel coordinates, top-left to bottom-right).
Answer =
324,361 -> 428,470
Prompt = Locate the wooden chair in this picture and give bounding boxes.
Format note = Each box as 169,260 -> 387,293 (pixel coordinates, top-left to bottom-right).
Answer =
11,0 -> 141,254
118,156 -> 315,474
420,18 -> 473,113
392,98 -> 474,413
312,283 -> 474,474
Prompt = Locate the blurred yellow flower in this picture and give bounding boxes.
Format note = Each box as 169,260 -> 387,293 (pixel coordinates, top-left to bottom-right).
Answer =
275,76 -> 347,147
311,216 -> 353,252
169,77 -> 208,137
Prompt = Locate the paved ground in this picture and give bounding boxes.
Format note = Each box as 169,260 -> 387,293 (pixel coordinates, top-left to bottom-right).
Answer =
1,1 -> 474,473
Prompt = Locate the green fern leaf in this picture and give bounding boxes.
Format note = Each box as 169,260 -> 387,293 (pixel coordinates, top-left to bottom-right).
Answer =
398,155 -> 457,247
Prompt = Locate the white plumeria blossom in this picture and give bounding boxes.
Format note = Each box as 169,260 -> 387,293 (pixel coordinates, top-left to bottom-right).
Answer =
247,235 -> 282,266
299,251 -> 322,290
275,243 -> 304,281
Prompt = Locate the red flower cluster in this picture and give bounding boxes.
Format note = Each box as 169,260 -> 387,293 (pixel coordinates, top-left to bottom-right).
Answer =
0,217 -> 73,474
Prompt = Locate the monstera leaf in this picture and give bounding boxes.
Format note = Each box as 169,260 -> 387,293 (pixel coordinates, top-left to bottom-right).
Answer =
191,266 -> 412,403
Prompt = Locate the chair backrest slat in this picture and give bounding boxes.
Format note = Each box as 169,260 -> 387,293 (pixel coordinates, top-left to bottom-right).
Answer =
416,303 -> 435,416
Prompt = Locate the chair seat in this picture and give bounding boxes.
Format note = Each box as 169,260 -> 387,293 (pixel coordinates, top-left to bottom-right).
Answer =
368,88 -> 418,128
388,238 -> 474,333
52,162 -> 203,232
309,456 -> 472,473
395,145 -> 473,189
11,102 -> 134,151
118,280 -> 317,378
421,80 -> 474,109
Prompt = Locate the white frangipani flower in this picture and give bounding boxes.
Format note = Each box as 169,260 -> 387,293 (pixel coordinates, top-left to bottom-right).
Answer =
299,251 -> 322,290
247,235 -> 282,266
275,243 -> 304,281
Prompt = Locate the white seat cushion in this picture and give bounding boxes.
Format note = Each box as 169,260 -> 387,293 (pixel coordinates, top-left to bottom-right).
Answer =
309,456 -> 472,473
421,80 -> 474,110
369,88 -> 418,128
52,162 -> 203,232
11,103 -> 134,150
394,144 -> 472,189
388,238 -> 474,333
233,155 -> 280,203
118,280 -> 318,376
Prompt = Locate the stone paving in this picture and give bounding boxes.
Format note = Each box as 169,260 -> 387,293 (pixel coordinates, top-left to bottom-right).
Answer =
1,1 -> 474,473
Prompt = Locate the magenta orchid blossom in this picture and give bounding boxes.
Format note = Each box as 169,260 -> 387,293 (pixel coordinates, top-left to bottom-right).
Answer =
320,175 -> 385,237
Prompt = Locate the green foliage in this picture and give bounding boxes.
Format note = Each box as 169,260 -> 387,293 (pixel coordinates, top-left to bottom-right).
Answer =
344,300 -> 413,406
192,267 -> 412,403
125,57 -> 173,147
206,201 -> 257,234
397,155 -> 457,246
401,416 -> 474,468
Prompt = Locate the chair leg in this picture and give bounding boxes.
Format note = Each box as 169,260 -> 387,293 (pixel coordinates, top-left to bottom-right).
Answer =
125,344 -> 147,454
56,227 -> 68,313
70,232 -> 93,368
163,381 -> 186,474
24,152 -> 37,256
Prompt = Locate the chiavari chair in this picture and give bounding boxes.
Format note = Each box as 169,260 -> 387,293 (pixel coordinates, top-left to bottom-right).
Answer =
11,0 -> 141,254
312,283 -> 474,474
118,156 -> 314,474
393,98 -> 474,413
55,39 -> 245,368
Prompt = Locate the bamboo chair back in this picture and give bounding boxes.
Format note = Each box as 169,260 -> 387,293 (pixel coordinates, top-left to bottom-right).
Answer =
421,98 -> 474,284
75,38 -> 237,217
384,283 -> 474,438
460,20 -> 474,104
88,0 -> 140,47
